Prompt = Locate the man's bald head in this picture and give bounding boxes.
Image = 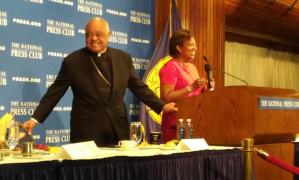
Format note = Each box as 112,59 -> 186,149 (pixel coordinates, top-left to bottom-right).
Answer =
85,17 -> 111,53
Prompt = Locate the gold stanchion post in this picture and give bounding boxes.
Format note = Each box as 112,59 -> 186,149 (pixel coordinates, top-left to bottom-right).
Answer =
242,138 -> 254,180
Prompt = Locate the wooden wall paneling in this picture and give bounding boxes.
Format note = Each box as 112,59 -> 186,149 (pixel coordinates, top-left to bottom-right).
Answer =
226,13 -> 299,41
155,0 -> 226,87
226,32 -> 299,54
198,0 -> 207,76
177,0 -> 184,28
154,0 -> 170,44
217,1 -> 226,86
206,0 -> 213,66
205,0 -> 226,87
189,0 -> 194,43
193,0 -> 202,73
225,0 -> 299,49
184,0 -> 190,29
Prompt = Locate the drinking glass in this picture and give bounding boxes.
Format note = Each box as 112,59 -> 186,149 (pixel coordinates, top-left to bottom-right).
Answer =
5,120 -> 20,157
130,122 -> 143,144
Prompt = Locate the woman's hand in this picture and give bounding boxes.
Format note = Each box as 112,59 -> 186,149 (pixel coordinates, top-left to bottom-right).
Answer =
209,78 -> 215,91
189,78 -> 205,91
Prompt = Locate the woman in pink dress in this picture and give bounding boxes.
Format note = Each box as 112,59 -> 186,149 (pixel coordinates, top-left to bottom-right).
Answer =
159,29 -> 211,143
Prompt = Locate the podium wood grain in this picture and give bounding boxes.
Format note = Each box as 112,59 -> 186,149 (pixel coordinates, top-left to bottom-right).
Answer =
176,86 -> 299,180
176,86 -> 299,145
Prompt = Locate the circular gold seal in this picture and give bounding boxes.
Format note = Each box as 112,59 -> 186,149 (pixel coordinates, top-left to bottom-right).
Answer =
144,56 -> 172,125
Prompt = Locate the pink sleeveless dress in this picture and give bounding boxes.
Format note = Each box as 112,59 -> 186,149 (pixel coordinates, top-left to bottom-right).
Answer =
159,59 -> 207,143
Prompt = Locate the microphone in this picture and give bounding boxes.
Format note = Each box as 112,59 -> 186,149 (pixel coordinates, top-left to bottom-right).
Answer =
204,63 -> 214,90
203,56 -> 248,86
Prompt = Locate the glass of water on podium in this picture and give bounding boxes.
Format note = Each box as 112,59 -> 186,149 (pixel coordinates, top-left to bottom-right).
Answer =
130,121 -> 143,145
5,120 -> 20,158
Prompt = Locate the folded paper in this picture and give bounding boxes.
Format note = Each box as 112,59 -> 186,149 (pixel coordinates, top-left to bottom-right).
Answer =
178,138 -> 208,151
60,141 -> 99,160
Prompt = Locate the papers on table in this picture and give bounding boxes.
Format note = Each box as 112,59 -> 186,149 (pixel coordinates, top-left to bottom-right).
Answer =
0,139 -> 239,164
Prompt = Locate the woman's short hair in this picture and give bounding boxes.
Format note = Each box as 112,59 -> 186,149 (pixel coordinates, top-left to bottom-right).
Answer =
169,29 -> 192,57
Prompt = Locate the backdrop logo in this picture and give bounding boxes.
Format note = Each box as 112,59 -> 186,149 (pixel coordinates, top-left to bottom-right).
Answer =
12,17 -> 42,27
0,71 -> 7,86
11,76 -> 41,83
0,44 -> 6,51
132,57 -> 149,70
48,0 -> 73,6
0,105 -> 4,111
47,51 -> 68,58
106,8 -> 127,17
46,19 -> 75,37
11,42 -> 43,60
46,74 -> 57,88
78,29 -> 85,34
10,101 -> 38,116
2,0 -> 155,146
130,10 -> 151,25
53,106 -> 72,112
110,31 -> 128,45
77,0 -> 103,15
0,11 -> 8,26
130,37 -> 150,44
45,129 -> 70,144
28,0 -> 44,4
32,134 -> 41,141
129,104 -> 139,115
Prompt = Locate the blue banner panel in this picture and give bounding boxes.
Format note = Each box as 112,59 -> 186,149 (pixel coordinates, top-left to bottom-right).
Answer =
0,0 -> 155,146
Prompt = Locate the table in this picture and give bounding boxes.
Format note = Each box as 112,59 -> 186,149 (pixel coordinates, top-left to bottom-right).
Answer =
0,148 -> 243,180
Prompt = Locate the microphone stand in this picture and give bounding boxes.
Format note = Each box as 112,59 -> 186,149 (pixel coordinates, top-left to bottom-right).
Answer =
203,56 -> 249,86
222,71 -> 249,86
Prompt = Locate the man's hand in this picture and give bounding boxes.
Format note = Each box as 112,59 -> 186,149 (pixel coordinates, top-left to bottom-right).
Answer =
22,119 -> 38,134
162,102 -> 178,113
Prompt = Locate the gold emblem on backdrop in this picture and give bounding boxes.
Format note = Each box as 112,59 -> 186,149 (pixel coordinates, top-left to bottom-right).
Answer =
144,56 -> 172,125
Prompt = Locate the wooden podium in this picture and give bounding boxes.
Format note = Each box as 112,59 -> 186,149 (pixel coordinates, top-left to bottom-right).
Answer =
176,86 -> 299,180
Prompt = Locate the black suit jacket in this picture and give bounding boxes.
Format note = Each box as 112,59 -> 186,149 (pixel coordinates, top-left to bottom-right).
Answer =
32,47 -> 164,146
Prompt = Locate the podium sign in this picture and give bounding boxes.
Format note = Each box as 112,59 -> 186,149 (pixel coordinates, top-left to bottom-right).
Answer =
259,96 -> 299,110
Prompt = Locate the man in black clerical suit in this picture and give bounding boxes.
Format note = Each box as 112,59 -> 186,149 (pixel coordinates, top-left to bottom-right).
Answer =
22,17 -> 177,146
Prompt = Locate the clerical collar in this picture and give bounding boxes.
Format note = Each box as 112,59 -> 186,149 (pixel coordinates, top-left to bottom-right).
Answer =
87,48 -> 107,57
96,48 -> 107,57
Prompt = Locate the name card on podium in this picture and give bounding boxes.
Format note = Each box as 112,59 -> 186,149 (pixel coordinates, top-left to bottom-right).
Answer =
178,138 -> 208,151
60,141 -> 99,160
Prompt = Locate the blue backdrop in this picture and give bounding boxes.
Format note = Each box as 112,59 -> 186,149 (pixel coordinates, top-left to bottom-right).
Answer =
0,0 -> 155,146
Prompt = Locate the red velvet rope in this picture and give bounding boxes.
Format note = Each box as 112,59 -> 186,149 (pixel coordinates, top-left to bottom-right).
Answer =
265,155 -> 299,175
